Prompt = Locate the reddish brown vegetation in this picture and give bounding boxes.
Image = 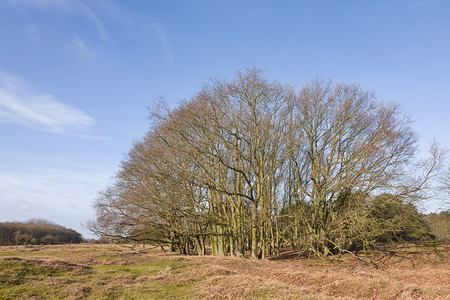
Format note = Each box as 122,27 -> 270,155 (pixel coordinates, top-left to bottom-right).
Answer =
0,243 -> 448,299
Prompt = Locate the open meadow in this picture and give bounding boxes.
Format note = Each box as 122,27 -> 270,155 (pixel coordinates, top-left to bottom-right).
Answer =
0,243 -> 448,299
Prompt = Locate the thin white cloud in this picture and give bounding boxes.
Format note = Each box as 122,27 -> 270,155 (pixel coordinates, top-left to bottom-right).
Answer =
71,0 -> 109,41
94,3 -> 175,66
0,71 -> 95,137
4,0 -> 66,8
71,37 -> 96,59
5,0 -> 109,41
26,25 -> 40,42
6,0 -> 174,66
151,22 -> 173,67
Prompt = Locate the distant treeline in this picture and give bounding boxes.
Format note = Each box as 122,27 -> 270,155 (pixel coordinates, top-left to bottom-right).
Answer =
0,219 -> 83,245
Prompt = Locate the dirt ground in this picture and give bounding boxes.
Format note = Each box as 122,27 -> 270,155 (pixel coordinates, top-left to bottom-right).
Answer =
0,242 -> 448,299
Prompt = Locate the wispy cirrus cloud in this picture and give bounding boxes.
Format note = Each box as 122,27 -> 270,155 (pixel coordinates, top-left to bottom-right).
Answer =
3,0 -> 64,8
151,22 -> 173,67
71,37 -> 96,59
5,0 -> 174,66
5,0 -> 109,41
85,1 -> 175,67
26,25 -> 40,42
0,71 -> 95,137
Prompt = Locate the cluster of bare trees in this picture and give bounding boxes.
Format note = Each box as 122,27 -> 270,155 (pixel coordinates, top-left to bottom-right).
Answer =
0,219 -> 83,245
89,68 -> 444,258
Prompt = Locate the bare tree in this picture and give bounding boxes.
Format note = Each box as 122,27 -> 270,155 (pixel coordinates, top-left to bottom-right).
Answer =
281,79 -> 443,256
90,69 -> 443,259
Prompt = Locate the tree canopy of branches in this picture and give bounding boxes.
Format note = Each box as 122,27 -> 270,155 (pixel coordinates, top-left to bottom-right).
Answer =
89,68 -> 444,258
0,219 -> 83,245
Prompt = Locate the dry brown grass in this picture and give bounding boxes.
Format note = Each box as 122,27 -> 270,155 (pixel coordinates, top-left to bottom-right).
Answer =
0,243 -> 448,299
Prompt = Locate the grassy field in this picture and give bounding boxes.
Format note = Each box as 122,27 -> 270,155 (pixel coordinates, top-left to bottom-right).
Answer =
0,243 -> 448,299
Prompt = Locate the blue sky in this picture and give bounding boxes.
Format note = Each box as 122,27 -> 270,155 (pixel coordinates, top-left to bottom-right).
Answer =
0,0 -> 449,238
